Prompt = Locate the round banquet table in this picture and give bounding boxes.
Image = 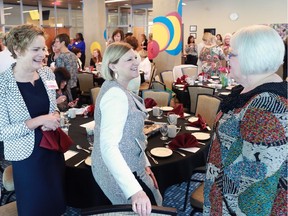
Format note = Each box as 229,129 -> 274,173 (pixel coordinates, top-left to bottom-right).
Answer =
65,112 -> 211,208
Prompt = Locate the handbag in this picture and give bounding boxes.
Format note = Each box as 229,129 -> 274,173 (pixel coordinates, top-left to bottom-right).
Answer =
40,128 -> 74,153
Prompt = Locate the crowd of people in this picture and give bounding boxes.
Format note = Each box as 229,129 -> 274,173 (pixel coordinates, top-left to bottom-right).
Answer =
0,23 -> 286,216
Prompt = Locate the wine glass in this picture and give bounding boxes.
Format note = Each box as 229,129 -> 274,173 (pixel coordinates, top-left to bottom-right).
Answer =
160,124 -> 168,140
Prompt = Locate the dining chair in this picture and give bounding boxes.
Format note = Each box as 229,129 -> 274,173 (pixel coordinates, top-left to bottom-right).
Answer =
140,63 -> 157,92
78,73 -> 95,104
142,90 -> 172,107
81,204 -> 177,216
190,182 -> 205,215
0,201 -> 17,216
181,66 -> 198,78
151,81 -> 166,91
0,165 -> 15,205
90,87 -> 101,105
195,94 -> 222,128
187,85 -> 215,114
160,70 -> 174,90
154,75 -> 161,82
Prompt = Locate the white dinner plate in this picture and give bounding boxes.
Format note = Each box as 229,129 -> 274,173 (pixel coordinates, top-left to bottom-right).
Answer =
188,116 -> 198,123
85,156 -> 91,166
146,108 -> 153,112
150,147 -> 173,157
160,106 -> 174,112
175,84 -> 185,88
211,76 -> 219,79
219,92 -> 231,96
192,132 -> 211,141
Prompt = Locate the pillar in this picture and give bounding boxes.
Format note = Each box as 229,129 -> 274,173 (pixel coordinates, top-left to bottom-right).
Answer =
152,0 -> 182,73
83,0 -> 106,67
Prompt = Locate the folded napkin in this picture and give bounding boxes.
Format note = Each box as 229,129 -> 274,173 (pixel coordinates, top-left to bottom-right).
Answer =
144,98 -> 157,108
40,128 -> 74,153
188,114 -> 207,130
175,75 -> 188,85
169,133 -> 199,150
170,104 -> 184,118
83,105 -> 94,117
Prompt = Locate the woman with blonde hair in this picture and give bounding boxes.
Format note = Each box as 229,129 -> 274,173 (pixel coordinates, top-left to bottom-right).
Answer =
199,33 -> 226,76
91,42 -> 162,216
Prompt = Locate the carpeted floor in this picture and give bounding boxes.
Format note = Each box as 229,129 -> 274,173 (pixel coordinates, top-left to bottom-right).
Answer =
1,160 -> 204,216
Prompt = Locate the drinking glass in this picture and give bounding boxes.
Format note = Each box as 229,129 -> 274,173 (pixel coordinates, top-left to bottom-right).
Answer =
160,124 -> 168,140
156,109 -> 163,119
86,128 -> 94,150
82,104 -> 89,118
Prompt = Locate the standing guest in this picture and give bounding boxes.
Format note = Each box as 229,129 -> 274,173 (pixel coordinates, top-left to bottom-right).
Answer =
216,33 -> 223,46
90,48 -> 102,69
54,33 -> 78,101
199,33 -> 226,76
140,34 -> 148,51
204,25 -> 287,216
222,33 -> 232,57
0,24 -> 66,215
47,40 -> 60,69
184,35 -> 198,65
197,32 -> 211,75
147,33 -> 155,63
91,42 -> 162,216
112,29 -> 125,43
124,36 -> 141,95
54,67 -> 78,112
72,33 -> 86,69
72,47 -> 82,70
0,32 -> 16,73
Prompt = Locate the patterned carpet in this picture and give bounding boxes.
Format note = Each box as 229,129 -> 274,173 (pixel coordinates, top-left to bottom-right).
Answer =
1,160 -> 204,216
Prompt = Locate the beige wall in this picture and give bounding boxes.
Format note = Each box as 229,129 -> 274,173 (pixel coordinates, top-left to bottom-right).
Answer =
182,0 -> 288,44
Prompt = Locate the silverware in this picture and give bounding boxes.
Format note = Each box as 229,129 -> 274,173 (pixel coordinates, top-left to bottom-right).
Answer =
173,150 -> 186,157
76,145 -> 91,154
74,159 -> 85,167
146,151 -> 159,164
165,141 -> 172,144
164,144 -> 186,157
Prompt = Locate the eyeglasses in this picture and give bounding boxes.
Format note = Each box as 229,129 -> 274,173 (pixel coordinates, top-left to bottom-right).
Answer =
228,52 -> 238,59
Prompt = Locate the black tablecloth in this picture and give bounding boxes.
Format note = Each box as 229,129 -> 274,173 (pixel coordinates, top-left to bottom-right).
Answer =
65,113 -> 211,208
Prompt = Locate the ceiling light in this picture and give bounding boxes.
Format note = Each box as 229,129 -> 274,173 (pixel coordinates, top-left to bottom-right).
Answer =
182,3 -> 186,5
4,7 -> 13,10
4,13 -> 12,16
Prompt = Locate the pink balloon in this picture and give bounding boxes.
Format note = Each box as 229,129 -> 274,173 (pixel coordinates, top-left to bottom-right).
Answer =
150,40 -> 160,59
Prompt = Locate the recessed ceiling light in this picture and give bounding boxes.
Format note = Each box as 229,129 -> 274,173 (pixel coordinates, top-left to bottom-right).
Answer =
182,3 -> 186,5
4,7 -> 13,10
105,0 -> 127,3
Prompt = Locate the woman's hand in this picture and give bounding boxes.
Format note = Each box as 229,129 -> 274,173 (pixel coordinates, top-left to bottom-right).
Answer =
56,95 -> 67,104
41,114 -> 60,131
131,190 -> 151,216
145,167 -> 159,189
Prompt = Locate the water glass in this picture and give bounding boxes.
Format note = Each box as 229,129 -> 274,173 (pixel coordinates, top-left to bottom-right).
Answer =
160,124 -> 168,140
86,128 -> 94,150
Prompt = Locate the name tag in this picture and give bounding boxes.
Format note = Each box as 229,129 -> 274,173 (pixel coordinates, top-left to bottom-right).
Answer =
45,80 -> 58,90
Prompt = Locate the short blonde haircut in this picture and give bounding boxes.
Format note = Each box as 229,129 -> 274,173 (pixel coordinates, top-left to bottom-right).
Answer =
101,42 -> 132,80
231,25 -> 285,75
5,24 -> 45,58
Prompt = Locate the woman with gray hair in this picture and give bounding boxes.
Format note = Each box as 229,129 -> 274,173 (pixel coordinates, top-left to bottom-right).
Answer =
203,25 -> 287,215
91,42 -> 162,216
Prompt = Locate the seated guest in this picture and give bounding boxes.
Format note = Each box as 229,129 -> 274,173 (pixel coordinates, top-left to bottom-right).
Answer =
47,40 -> 60,69
138,53 -> 152,82
204,25 -> 287,215
72,47 -> 82,70
90,48 -> 102,69
91,42 -> 162,216
0,32 -> 16,73
54,67 -> 78,111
